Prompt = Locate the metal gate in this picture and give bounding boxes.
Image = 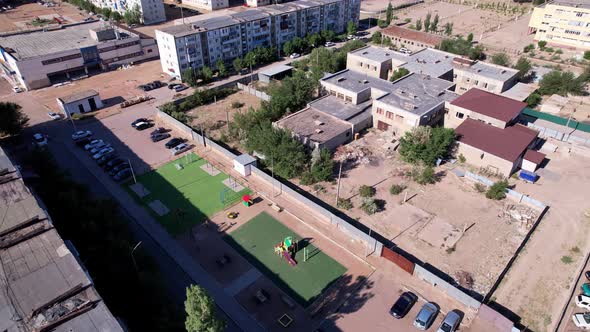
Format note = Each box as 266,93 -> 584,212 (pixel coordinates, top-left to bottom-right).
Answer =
381,246 -> 415,274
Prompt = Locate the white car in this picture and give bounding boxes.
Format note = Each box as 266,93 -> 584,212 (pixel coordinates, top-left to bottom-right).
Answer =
289,53 -> 300,59
577,295 -> 590,310
12,86 -> 22,93
72,130 -> 92,140
573,312 -> 590,329
172,143 -> 191,155
93,147 -> 114,160
33,133 -> 47,147
325,41 -> 335,47
84,139 -> 103,151
399,47 -> 411,55
47,112 -> 61,120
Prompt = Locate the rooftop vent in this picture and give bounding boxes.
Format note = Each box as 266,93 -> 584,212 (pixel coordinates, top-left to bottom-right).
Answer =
395,88 -> 406,95
501,70 -> 506,74
337,77 -> 346,82
362,79 -> 369,84
385,53 -> 390,56
362,51 -> 368,55
315,129 -> 323,134
435,60 -> 441,64
403,102 -> 416,110
314,120 -> 324,126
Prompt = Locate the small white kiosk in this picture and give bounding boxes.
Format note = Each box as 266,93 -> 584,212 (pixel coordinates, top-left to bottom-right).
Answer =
233,154 -> 257,177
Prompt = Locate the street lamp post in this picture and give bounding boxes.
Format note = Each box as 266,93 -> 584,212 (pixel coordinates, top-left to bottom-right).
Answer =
130,241 -> 142,271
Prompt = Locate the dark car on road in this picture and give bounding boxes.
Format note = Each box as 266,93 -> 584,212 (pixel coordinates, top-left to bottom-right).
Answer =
165,137 -> 183,149
75,137 -> 92,148
150,127 -> 167,136
97,153 -> 117,166
109,163 -> 130,176
390,292 -> 418,319
104,158 -> 125,171
134,122 -> 154,131
113,168 -> 133,182
151,133 -> 171,142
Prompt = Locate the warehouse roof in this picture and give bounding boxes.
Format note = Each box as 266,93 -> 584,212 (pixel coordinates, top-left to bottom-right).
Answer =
451,88 -> 526,122
382,25 -> 444,47
275,108 -> 351,144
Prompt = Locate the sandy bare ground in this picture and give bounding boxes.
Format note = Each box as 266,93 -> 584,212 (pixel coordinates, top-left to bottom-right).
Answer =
0,1 -> 87,32
492,143 -> 590,332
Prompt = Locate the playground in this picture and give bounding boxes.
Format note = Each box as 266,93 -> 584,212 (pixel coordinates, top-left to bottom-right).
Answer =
127,153 -> 250,235
225,212 -> 347,307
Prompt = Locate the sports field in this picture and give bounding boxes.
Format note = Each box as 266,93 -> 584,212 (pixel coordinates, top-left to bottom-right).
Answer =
130,153 -> 250,235
225,212 -> 347,307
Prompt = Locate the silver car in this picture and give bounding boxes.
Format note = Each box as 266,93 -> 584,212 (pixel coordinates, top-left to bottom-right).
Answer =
437,311 -> 461,332
413,302 -> 438,330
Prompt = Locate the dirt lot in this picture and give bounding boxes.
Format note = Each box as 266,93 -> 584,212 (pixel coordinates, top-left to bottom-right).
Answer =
189,90 -> 261,141
492,142 -> 590,332
0,1 -> 88,32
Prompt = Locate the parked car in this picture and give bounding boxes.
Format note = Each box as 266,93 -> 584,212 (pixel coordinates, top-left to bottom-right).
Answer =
113,168 -> 133,182
47,112 -> 61,120
150,127 -> 167,136
577,295 -> 590,310
33,133 -> 47,147
399,47 -> 411,54
75,137 -> 92,147
134,122 -> 153,131
172,143 -> 191,155
12,86 -> 22,93
138,84 -> 151,91
109,163 -> 130,176
582,283 -> 590,297
289,53 -> 300,59
390,292 -> 418,319
413,302 -> 438,330
174,84 -> 188,92
325,41 -> 335,47
89,143 -> 110,154
436,311 -> 461,332
97,153 -> 117,166
151,133 -> 171,142
165,137 -> 183,149
93,147 -> 114,160
131,118 -> 149,127
84,139 -> 103,151
573,312 -> 590,329
104,158 -> 125,171
168,83 -> 180,90
72,130 -> 92,140
585,271 -> 590,281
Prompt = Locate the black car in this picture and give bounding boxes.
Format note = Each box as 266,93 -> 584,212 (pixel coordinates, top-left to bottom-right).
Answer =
138,84 -> 151,91
97,153 -> 117,166
150,127 -> 167,136
165,137 -> 183,149
131,118 -> 148,127
151,133 -> 171,142
109,163 -> 130,176
390,292 -> 418,319
104,158 -> 125,170
167,83 -> 180,90
74,137 -> 92,148
135,122 -> 154,131
113,168 -> 133,182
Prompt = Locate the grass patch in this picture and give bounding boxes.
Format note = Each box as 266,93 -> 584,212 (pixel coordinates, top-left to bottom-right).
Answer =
225,212 -> 347,307
561,255 -> 573,264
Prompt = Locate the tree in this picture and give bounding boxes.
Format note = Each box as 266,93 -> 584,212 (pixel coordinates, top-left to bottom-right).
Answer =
346,21 -> 357,36
182,68 -> 197,87
185,285 -> 226,332
307,33 -> 324,47
321,30 -> 336,42
390,67 -> 410,81
584,51 -> 590,60
124,4 -> 141,25
485,180 -> 508,200
415,18 -> 423,31
101,7 -> 112,20
468,45 -> 484,60
310,148 -> 334,182
110,11 -> 122,22
467,32 -> 474,43
385,2 -> 394,25
200,66 -> 213,83
424,12 -> 431,32
283,41 -> 295,56
491,52 -> 510,67
371,31 -> 383,44
399,127 -> 455,166
513,56 -> 532,80
537,40 -> 547,50
413,165 -> 436,185
233,57 -> 244,73
539,70 -> 585,96
360,198 -> 378,215
0,102 -> 28,136
444,22 -> 453,36
359,185 -> 376,198
431,14 -> 439,32
216,59 -> 227,78
525,92 -> 542,108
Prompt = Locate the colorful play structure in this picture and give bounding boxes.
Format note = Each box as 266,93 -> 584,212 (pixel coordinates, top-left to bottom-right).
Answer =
274,236 -> 297,266
242,194 -> 253,207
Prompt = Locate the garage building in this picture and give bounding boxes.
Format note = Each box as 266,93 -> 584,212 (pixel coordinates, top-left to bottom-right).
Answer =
57,89 -> 103,117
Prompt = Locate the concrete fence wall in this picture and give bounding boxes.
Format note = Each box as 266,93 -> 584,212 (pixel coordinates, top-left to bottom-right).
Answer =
465,171 -> 547,210
237,82 -> 271,101
413,265 -> 482,310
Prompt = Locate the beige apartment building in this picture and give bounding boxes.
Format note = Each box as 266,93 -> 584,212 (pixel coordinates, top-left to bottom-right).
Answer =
452,58 -> 519,95
528,0 -> 590,50
346,46 -> 406,80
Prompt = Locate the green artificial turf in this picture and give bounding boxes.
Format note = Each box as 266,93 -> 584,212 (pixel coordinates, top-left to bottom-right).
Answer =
129,153 -> 250,235
225,212 -> 347,307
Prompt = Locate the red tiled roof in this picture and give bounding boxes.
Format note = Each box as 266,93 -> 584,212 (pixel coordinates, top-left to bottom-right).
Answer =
455,119 -> 539,162
451,88 -> 527,123
523,149 -> 546,165
381,25 -> 443,46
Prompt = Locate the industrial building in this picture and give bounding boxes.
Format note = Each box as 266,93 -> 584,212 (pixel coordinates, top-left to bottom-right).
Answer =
528,0 -> 590,50
89,0 -> 165,24
452,57 -> 519,95
0,21 -> 159,90
155,0 -> 360,78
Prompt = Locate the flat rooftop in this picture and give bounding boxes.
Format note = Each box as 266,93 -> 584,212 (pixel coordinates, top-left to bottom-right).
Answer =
0,22 -> 137,60
543,0 -> 590,9
349,45 -> 407,63
321,69 -> 395,94
275,108 -> 351,144
59,89 -> 99,104
377,73 -> 457,116
454,59 -> 518,81
500,82 -> 537,102
259,64 -> 293,77
401,48 -> 455,78
382,25 -> 444,46
309,95 -> 372,121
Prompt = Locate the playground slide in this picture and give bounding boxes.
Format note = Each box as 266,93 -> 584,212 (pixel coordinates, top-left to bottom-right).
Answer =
282,251 -> 297,266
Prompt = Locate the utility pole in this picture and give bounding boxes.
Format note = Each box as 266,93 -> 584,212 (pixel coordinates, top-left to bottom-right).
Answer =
335,160 -> 343,205
69,114 -> 77,131
128,159 -> 137,184
130,241 -> 142,271
271,153 -> 275,197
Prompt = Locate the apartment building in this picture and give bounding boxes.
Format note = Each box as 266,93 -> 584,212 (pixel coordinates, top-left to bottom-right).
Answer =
183,0 -> 229,11
90,0 -> 165,24
452,57 -> 518,95
156,0 -> 360,78
0,21 -> 159,90
528,0 -> 590,50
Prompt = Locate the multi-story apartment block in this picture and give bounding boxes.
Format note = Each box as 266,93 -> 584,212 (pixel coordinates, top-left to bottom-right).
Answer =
0,21 -> 159,90
184,0 -> 229,11
156,0 -> 360,78
90,0 -> 165,24
452,57 -> 518,95
528,0 -> 590,50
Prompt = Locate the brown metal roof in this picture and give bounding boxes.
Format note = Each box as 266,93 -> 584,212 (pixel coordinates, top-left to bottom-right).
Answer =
523,149 -> 546,165
455,119 -> 538,162
381,25 -> 443,46
451,88 -> 526,123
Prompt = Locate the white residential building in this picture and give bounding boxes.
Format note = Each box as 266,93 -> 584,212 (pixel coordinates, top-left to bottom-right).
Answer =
183,0 -> 229,11
90,0 -> 165,24
156,0 -> 360,78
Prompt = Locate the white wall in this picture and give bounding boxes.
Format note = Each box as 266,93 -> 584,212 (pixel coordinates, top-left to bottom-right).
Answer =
58,96 -> 104,117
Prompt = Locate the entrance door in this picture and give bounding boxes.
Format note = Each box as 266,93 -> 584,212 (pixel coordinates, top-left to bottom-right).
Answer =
78,104 -> 85,113
88,97 -> 97,111
377,120 -> 390,131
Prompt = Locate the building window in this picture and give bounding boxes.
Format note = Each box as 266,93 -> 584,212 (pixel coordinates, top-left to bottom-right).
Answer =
345,96 -> 352,102
376,107 -> 384,115
386,111 -> 394,120
330,90 -> 336,96
456,112 -> 464,119
474,80 -> 479,85
483,83 -> 488,88
337,93 -> 344,100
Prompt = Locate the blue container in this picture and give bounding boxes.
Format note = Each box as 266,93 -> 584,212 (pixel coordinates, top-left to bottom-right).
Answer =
519,170 -> 538,183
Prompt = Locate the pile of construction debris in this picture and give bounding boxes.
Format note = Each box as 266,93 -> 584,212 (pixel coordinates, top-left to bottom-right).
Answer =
501,203 -> 537,230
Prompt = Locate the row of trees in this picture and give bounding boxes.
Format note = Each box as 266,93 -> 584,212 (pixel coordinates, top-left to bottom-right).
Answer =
414,13 -> 440,33
0,102 -> 29,137
439,33 -> 484,60
283,30 -> 337,56
63,0 -> 140,25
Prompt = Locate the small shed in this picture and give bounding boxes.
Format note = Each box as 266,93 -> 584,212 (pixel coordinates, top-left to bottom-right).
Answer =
233,154 -> 257,177
57,89 -> 103,118
522,149 -> 546,172
258,65 -> 293,84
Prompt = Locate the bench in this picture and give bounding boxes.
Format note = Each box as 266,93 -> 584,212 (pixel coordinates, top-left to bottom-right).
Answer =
271,204 -> 283,212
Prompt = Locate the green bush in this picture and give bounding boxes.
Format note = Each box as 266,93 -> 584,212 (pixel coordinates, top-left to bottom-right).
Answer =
526,93 -> 542,108
523,44 -> 535,53
360,198 -> 378,215
458,154 -> 466,163
561,255 -> 573,264
584,51 -> 590,60
485,180 -> 508,200
359,185 -> 376,198
231,101 -> 244,109
414,166 -> 436,185
389,184 -> 406,195
544,47 -> 554,53
537,40 -> 547,50
337,198 -> 353,210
